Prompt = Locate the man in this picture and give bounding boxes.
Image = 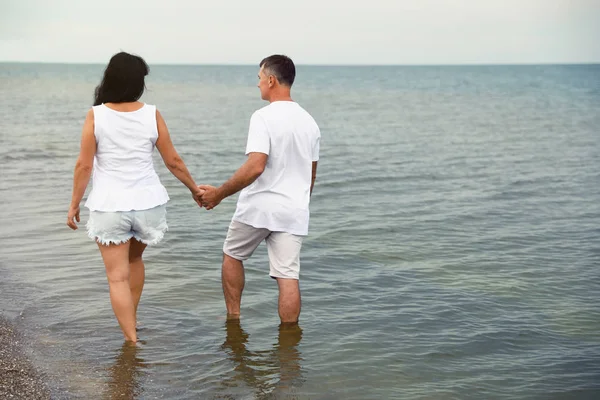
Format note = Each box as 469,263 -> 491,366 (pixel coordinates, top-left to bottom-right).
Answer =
199,54 -> 320,324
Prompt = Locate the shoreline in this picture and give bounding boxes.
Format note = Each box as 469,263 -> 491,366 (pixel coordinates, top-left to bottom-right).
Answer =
0,315 -> 51,400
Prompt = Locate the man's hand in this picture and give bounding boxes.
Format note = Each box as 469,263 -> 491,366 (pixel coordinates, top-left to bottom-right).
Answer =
198,185 -> 223,210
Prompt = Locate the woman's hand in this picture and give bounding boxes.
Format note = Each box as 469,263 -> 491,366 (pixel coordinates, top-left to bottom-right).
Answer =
67,206 -> 80,230
191,187 -> 205,208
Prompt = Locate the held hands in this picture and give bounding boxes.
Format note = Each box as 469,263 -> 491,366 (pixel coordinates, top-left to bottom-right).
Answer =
191,187 -> 205,208
197,185 -> 222,210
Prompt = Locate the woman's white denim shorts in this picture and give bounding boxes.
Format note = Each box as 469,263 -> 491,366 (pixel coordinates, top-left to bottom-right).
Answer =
86,204 -> 168,246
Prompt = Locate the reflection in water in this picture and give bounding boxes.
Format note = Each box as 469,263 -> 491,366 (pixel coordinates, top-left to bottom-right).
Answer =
104,343 -> 147,400
274,323 -> 304,394
220,320 -> 304,398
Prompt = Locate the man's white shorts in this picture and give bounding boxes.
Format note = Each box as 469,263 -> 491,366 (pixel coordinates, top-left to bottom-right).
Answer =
223,220 -> 303,280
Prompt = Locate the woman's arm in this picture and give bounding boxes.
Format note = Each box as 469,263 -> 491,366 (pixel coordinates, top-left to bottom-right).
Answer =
155,109 -> 203,206
67,109 -> 96,230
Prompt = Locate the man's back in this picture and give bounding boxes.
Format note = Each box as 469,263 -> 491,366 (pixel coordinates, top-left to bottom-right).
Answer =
208,54 -> 314,324
233,101 -> 320,236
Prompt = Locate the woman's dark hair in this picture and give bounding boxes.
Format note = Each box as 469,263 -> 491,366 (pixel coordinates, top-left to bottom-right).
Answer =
93,52 -> 149,106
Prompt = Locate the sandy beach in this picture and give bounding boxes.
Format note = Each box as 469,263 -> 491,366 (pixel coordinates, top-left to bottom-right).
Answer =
0,316 -> 50,399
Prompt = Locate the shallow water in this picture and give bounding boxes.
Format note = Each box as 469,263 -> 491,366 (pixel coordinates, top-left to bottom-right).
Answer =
1,63 -> 599,399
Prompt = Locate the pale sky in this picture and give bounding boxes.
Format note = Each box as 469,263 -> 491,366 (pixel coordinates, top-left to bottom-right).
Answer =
1,0 -> 599,65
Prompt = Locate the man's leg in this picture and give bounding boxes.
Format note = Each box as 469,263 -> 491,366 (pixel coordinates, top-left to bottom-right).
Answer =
276,278 -> 301,323
222,220 -> 270,319
222,253 -> 245,319
266,232 -> 303,324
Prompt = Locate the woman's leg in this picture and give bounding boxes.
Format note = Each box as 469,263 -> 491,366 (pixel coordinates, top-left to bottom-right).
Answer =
98,240 -> 137,343
128,239 -> 147,323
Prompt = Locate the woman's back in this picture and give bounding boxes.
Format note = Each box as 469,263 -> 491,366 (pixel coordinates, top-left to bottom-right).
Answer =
85,102 -> 169,211
67,51 -> 203,344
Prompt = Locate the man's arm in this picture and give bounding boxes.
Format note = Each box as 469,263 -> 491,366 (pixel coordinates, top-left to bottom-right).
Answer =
218,152 -> 268,199
311,161 -> 318,196
199,152 -> 268,210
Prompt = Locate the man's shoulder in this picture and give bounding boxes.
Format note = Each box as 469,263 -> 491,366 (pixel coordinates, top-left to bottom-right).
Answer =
294,105 -> 319,132
252,104 -> 273,118
256,102 -> 317,122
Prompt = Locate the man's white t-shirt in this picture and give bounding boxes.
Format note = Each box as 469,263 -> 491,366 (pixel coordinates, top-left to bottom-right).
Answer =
232,101 -> 320,236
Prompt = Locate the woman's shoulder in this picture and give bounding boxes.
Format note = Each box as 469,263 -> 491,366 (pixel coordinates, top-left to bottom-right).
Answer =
142,103 -> 157,114
86,106 -> 98,119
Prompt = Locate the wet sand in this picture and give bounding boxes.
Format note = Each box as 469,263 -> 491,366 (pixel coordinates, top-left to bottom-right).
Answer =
0,316 -> 50,399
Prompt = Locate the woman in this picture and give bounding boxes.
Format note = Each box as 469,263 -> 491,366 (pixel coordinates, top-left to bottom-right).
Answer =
66,52 -> 203,343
